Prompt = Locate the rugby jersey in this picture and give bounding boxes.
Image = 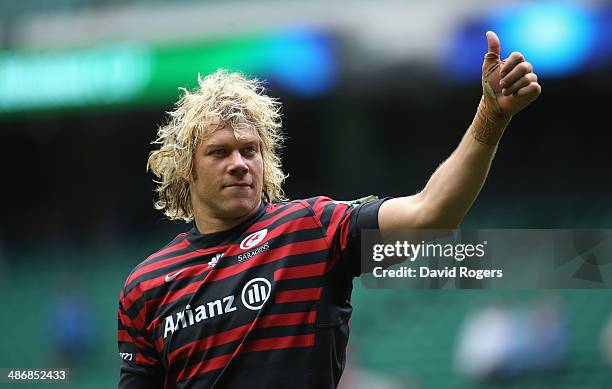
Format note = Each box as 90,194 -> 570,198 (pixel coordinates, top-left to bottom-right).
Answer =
118,196 -> 386,388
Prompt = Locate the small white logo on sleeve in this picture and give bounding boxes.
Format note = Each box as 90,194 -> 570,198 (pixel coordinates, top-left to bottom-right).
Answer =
241,278 -> 271,310
164,268 -> 189,282
240,229 -> 268,250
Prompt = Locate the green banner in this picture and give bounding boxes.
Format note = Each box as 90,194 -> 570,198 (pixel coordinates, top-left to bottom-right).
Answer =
0,33 -> 322,115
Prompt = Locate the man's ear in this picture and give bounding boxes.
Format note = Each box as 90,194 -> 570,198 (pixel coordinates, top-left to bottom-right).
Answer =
189,165 -> 198,182
184,156 -> 197,182
189,137 -> 203,182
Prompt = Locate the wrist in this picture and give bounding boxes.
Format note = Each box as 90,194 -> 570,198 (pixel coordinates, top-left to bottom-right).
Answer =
469,97 -> 511,145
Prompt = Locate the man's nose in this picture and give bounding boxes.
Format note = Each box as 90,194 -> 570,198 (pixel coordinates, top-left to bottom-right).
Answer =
227,150 -> 249,175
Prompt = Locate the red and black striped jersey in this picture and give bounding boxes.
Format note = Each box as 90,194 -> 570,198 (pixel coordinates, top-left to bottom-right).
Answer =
118,196 -> 386,389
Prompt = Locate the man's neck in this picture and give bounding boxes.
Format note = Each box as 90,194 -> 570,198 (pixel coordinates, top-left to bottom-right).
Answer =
193,202 -> 262,234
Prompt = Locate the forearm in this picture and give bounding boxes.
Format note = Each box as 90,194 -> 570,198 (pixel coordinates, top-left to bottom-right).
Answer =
418,99 -> 511,227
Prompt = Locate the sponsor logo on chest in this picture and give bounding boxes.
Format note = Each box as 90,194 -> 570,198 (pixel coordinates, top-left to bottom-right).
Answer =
162,277 -> 272,339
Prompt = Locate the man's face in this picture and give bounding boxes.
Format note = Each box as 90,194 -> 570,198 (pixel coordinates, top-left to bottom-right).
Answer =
190,126 -> 264,221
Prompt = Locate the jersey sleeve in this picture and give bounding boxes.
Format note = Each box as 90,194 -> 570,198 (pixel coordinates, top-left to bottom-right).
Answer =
118,369 -> 164,389
117,283 -> 164,387
306,195 -> 388,277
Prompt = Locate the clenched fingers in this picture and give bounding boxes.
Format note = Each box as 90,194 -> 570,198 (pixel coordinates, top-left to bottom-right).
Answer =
500,61 -> 533,90
500,52 -> 525,76
515,82 -> 541,100
502,72 -> 538,96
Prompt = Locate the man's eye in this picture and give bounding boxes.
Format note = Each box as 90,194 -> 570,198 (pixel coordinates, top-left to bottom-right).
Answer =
211,149 -> 227,156
244,146 -> 257,154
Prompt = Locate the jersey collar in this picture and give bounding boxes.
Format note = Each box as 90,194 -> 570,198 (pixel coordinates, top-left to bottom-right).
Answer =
187,202 -> 267,249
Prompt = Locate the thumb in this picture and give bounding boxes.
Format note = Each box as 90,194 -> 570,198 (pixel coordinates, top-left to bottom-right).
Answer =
483,31 -> 501,71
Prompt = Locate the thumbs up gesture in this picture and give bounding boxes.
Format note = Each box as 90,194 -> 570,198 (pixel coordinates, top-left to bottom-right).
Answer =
481,31 -> 541,118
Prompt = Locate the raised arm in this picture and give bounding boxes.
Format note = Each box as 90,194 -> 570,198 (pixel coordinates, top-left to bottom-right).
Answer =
379,31 -> 541,230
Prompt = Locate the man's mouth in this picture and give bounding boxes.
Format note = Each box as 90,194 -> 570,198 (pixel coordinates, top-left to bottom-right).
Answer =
224,183 -> 251,188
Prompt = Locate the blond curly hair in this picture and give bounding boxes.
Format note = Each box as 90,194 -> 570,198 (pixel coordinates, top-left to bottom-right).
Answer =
147,70 -> 288,222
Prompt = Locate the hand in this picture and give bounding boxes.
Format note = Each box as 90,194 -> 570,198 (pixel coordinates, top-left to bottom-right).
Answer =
481,31 -> 541,118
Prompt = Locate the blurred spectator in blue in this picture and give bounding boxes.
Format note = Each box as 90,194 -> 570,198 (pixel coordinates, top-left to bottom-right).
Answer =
454,297 -> 567,380
44,275 -> 96,368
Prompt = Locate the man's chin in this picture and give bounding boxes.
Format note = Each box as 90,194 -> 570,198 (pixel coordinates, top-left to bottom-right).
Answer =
220,198 -> 260,219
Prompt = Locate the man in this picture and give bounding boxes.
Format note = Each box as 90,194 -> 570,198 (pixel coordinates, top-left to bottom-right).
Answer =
118,31 -> 540,388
